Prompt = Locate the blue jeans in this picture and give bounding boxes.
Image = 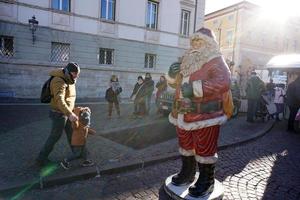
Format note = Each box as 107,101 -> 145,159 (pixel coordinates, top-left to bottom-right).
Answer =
37,111 -> 73,162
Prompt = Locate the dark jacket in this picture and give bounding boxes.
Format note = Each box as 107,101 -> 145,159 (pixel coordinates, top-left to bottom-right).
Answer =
286,77 -> 300,107
155,80 -> 167,98
131,83 -> 146,103
144,78 -> 154,96
105,81 -> 122,103
246,75 -> 265,99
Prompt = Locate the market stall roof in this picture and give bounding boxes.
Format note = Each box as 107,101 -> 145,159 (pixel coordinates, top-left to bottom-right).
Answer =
266,54 -> 300,70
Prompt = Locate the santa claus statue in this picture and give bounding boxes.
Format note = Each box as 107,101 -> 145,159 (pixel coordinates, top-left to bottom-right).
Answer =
166,27 -> 233,197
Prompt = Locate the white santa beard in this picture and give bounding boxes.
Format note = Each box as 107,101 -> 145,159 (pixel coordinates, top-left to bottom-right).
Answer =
180,45 -> 221,77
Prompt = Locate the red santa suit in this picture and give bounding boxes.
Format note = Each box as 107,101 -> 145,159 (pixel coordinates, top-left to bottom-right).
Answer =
167,30 -> 232,164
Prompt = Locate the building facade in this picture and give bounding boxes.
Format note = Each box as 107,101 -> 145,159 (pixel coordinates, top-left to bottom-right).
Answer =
204,1 -> 300,96
0,0 -> 205,99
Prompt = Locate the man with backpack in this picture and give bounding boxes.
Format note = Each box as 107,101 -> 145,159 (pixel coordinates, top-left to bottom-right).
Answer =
36,62 -> 80,166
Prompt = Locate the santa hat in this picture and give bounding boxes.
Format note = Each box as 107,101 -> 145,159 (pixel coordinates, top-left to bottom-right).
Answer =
190,27 -> 217,46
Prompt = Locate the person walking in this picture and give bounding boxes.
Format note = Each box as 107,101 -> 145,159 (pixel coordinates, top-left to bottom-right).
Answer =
286,75 -> 300,133
105,75 -> 122,119
36,62 -> 80,166
266,78 -> 275,101
273,84 -> 286,121
130,76 -> 146,118
245,71 -> 265,122
155,75 -> 167,114
144,73 -> 154,115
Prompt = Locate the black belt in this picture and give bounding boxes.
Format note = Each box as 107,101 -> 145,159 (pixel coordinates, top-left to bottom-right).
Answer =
175,100 -> 222,114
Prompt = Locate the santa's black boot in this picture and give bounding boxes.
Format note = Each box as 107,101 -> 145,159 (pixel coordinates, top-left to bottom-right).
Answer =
188,163 -> 215,197
171,156 -> 196,186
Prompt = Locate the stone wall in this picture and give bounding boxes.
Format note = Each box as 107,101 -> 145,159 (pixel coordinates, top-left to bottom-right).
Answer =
0,21 -> 185,98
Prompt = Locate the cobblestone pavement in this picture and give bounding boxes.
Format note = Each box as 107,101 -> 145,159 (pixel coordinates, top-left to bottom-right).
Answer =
3,121 -> 299,200
0,102 -> 271,188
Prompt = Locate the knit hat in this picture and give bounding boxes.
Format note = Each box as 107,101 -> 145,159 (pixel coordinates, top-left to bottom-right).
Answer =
110,74 -> 118,82
65,62 -> 80,74
191,27 -> 217,45
80,109 -> 91,127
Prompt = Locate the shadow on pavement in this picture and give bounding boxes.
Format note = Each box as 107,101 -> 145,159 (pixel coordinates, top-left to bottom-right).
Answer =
101,121 -> 176,149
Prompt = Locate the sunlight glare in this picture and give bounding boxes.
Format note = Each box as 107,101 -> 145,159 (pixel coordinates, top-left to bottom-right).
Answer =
258,0 -> 300,23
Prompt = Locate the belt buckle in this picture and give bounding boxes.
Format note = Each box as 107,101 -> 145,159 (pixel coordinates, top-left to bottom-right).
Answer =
178,98 -> 194,114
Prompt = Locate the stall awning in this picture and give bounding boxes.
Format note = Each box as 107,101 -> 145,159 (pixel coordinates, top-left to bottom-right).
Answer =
266,54 -> 300,70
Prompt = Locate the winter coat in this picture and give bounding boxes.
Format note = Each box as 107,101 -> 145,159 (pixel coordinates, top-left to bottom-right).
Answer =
144,78 -> 154,96
131,83 -> 146,103
155,80 -> 167,98
246,75 -> 265,100
71,107 -> 96,146
49,69 -> 76,116
286,77 -> 300,107
168,56 -> 232,130
105,81 -> 122,103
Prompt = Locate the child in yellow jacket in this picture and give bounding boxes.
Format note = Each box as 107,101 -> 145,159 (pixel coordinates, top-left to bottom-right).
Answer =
60,107 -> 96,169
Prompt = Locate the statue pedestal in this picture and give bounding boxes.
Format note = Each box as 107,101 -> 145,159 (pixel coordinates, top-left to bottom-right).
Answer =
164,173 -> 224,200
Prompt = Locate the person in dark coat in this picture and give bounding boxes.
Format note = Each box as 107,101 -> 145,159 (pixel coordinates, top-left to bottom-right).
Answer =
130,76 -> 146,117
245,71 -> 265,122
155,75 -> 167,114
266,78 -> 276,100
105,75 -> 122,119
286,75 -> 300,133
144,73 -> 154,115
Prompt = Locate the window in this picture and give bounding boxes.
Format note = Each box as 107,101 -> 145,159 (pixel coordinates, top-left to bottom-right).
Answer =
226,30 -> 233,46
0,36 -> 13,57
51,42 -> 70,62
180,10 -> 190,36
99,48 -> 114,65
101,0 -> 115,20
146,1 -> 158,29
52,0 -> 70,12
144,54 -> 156,69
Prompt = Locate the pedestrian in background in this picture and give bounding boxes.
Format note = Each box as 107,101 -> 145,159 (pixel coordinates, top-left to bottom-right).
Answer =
60,107 -> 96,169
130,76 -> 146,118
246,71 -> 265,123
155,75 -> 167,114
286,74 -> 300,133
105,75 -> 122,119
144,73 -> 154,115
36,62 -> 80,167
273,83 -> 286,121
266,78 -> 275,101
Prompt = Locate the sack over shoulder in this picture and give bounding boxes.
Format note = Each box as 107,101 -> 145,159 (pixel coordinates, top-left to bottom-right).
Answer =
40,76 -> 54,103
130,94 -> 136,101
223,90 -> 234,119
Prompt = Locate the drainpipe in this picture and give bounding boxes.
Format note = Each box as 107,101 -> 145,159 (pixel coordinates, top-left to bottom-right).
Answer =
194,0 -> 198,32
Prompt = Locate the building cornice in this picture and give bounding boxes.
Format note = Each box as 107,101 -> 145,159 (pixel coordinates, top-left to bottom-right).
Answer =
0,19 -> 189,50
0,59 -> 167,75
180,0 -> 195,8
205,1 -> 258,21
0,0 -> 191,41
